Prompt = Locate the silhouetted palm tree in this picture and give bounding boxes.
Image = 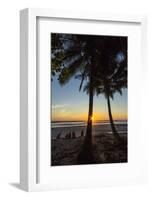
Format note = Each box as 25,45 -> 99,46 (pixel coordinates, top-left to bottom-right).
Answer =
96,79 -> 126,141
94,42 -> 127,140
51,33 -> 99,163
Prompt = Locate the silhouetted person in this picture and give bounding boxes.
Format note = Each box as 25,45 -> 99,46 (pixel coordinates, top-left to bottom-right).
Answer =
72,131 -> 76,139
68,132 -> 71,139
56,132 -> 61,139
81,130 -> 84,137
65,132 -> 71,139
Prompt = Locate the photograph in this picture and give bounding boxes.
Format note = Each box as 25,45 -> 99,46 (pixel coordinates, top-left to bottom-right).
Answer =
51,33 -> 127,166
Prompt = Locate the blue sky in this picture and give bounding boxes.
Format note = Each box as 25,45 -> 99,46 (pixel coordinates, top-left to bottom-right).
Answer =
51,76 -> 127,121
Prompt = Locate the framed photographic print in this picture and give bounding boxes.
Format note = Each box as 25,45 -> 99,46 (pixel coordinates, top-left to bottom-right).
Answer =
20,8 -> 147,191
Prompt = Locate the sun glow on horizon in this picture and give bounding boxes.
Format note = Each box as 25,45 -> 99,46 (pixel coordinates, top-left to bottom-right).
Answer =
91,116 -> 94,121
51,111 -> 127,122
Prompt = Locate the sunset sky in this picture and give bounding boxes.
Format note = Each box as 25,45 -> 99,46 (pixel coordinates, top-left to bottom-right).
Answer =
51,76 -> 127,122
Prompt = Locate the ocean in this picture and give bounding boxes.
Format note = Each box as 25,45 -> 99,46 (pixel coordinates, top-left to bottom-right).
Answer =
51,120 -> 127,139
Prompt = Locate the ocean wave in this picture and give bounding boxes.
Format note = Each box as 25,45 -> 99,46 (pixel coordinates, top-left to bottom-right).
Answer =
51,120 -> 127,128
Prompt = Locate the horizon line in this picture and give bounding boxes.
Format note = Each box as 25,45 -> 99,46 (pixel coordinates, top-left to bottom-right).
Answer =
51,119 -> 127,122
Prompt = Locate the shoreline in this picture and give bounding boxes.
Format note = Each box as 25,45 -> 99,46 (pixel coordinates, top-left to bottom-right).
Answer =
51,123 -> 127,139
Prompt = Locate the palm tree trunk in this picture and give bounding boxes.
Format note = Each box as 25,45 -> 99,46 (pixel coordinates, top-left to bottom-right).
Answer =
107,94 -> 121,141
85,81 -> 93,144
77,68 -> 94,164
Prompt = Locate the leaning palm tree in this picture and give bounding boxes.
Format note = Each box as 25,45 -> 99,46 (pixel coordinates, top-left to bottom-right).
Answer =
95,49 -> 127,140
94,36 -> 127,141
97,79 -> 126,141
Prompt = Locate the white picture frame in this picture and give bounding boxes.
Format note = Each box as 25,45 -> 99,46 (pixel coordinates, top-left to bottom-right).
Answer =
20,8 -> 147,192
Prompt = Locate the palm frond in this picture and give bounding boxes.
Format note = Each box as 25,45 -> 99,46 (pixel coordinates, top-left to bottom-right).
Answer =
79,64 -> 89,91
83,82 -> 90,94
58,56 -> 84,85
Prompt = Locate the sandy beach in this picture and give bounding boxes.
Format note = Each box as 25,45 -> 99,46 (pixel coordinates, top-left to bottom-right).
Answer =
51,122 -> 127,166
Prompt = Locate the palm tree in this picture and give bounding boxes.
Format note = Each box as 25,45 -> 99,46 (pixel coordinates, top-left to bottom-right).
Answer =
51,33 -> 98,163
95,47 -> 127,140
97,79 -> 126,141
